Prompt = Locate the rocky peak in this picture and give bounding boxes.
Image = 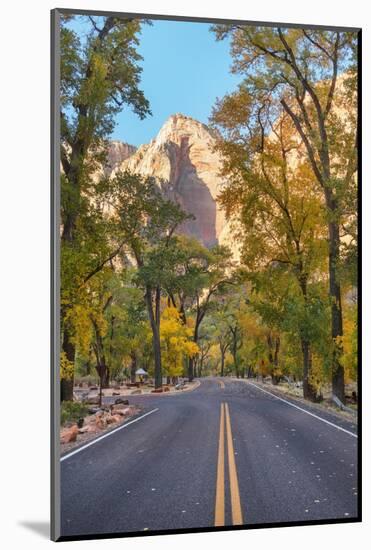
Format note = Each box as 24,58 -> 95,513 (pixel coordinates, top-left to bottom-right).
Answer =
154,113 -> 213,147
118,114 -> 238,252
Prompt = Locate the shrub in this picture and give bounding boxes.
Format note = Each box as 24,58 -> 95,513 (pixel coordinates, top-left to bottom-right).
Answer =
61,401 -> 89,426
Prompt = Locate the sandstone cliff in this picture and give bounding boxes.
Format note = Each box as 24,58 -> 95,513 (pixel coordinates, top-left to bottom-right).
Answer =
104,140 -> 137,175
115,114 -> 238,255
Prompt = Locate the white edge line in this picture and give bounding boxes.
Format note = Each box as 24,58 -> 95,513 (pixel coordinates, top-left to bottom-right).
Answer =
246,382 -> 357,438
60,408 -> 159,462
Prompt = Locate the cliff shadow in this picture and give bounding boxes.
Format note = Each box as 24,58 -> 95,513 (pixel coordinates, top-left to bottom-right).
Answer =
167,136 -> 217,247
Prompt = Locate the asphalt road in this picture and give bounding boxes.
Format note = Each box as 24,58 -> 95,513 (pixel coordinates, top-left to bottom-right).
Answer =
60,378 -> 358,538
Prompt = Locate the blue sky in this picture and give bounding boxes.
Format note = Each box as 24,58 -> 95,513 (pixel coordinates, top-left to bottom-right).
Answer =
68,17 -> 240,146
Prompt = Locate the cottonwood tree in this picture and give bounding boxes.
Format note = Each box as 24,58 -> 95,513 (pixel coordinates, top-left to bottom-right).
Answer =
60,15 -> 151,400
102,171 -> 189,388
238,308 -> 266,378
211,102 -> 328,399
207,311 -> 231,377
211,26 -> 358,401
161,236 -> 234,381
192,324 -> 214,378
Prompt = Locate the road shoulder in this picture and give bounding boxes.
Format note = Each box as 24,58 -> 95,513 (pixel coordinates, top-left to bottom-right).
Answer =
232,378 -> 358,436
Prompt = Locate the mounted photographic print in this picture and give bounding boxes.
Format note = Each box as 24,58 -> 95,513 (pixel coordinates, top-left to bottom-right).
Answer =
51,8 -> 361,542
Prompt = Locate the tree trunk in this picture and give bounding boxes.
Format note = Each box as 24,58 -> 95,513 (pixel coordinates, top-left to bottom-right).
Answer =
102,366 -> 110,388
188,323 -> 200,382
153,329 -> 162,388
220,352 -> 225,377
234,349 -> 240,378
95,361 -> 109,390
267,333 -> 279,384
60,144 -> 84,403
130,351 -> 137,384
233,344 -> 239,378
61,326 -> 75,402
188,357 -> 194,382
145,286 -> 162,389
94,363 -> 107,407
327,215 -> 345,403
99,367 -> 106,407
301,339 -> 320,401
271,336 -> 281,385
92,318 -> 110,389
298,275 -> 319,399
229,325 -> 240,379
61,378 -> 74,403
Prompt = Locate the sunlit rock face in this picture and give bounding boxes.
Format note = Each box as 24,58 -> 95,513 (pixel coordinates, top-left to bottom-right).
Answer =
104,141 -> 137,175
116,113 -> 233,249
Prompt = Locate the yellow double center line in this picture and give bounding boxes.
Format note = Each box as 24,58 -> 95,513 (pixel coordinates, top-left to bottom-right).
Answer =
214,402 -> 243,526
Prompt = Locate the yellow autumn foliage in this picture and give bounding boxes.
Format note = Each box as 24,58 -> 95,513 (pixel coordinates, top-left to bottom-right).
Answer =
308,353 -> 326,395
339,303 -> 358,384
64,302 -> 108,357
60,351 -> 74,381
160,307 -> 199,377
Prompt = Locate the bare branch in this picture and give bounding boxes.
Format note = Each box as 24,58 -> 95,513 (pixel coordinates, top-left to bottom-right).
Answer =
302,30 -> 333,59
88,16 -> 103,34
280,98 -> 324,188
324,33 -> 340,119
83,241 -> 126,284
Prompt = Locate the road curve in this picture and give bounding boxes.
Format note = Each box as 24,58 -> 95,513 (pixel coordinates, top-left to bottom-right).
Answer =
60,378 -> 358,538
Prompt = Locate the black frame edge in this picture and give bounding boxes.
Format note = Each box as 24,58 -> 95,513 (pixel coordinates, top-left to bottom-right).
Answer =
356,27 -> 362,523
51,7 -> 61,543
